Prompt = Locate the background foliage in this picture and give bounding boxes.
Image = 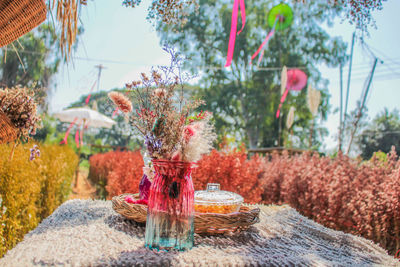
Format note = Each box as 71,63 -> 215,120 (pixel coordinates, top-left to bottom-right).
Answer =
88,150 -> 144,199
157,0 -> 347,150
0,25 -> 61,110
356,109 -> 400,159
87,147 -> 400,255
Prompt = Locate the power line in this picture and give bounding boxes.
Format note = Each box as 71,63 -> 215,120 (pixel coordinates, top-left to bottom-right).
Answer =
346,58 -> 378,154
1,47 -> 153,66
343,32 -> 356,133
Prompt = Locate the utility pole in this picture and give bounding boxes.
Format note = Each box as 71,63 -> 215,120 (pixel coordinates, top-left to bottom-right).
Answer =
346,58 -> 378,155
343,32 -> 355,133
94,64 -> 106,91
339,63 -> 343,152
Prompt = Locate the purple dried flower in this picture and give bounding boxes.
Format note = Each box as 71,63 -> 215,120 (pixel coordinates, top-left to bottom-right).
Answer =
29,145 -> 40,161
144,134 -> 162,155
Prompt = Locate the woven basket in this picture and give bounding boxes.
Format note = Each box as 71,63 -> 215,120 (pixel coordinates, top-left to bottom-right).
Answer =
112,193 -> 260,235
0,0 -> 47,47
0,112 -> 18,144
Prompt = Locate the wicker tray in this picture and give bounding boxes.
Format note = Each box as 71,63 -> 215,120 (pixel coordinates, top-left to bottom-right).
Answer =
112,193 -> 260,235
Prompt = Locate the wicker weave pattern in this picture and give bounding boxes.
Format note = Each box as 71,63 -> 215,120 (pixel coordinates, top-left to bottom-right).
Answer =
0,112 -> 18,144
112,193 -> 260,235
112,193 -> 147,224
0,0 -> 47,47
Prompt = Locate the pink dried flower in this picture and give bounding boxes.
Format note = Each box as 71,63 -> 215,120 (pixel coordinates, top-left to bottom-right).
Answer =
124,195 -> 136,204
108,92 -> 133,113
183,125 -> 195,142
124,195 -> 148,205
153,88 -> 167,98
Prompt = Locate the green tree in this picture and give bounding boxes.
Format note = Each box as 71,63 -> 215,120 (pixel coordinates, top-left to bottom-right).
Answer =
157,0 -> 347,149
357,109 -> 400,159
0,24 -> 61,90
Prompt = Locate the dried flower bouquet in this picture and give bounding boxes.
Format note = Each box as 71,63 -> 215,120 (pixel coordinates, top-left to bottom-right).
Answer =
0,86 -> 41,141
109,49 -> 216,162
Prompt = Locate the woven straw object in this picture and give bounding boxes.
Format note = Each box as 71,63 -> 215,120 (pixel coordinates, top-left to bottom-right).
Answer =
0,112 -> 18,144
112,193 -> 260,235
0,0 -> 47,47
112,194 -> 147,223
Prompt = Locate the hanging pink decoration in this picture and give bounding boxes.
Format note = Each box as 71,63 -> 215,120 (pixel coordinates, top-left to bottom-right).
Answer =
75,129 -> 80,148
276,88 -> 289,118
224,0 -> 246,67
85,81 -> 97,105
80,122 -> 85,146
286,68 -> 307,91
112,107 -> 119,118
276,68 -> 307,118
60,117 -> 78,145
251,17 -> 278,65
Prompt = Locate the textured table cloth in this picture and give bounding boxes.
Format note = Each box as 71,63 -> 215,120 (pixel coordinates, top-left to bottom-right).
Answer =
1,200 -> 398,266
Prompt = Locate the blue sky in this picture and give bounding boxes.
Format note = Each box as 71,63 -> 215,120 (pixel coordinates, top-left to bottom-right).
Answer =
50,0 -> 400,152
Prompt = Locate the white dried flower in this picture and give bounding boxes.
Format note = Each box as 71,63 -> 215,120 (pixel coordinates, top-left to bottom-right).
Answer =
307,84 -> 321,116
181,115 -> 216,162
286,106 -> 295,129
281,66 -> 288,95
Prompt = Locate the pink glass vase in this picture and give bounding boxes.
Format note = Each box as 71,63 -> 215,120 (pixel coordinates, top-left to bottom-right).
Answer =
144,159 -> 195,251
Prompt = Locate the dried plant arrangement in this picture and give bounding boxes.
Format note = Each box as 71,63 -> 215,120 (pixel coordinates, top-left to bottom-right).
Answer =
0,86 -> 41,142
122,0 -> 198,26
108,48 -> 216,162
297,0 -> 386,34
46,0 -> 88,59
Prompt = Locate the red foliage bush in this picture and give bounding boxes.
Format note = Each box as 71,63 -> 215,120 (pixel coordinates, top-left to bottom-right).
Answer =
88,150 -> 143,199
88,153 -> 117,185
193,148 -> 264,204
259,149 -> 400,255
106,151 -> 144,198
88,147 -> 400,254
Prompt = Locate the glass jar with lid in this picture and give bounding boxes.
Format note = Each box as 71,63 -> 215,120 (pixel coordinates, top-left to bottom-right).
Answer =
194,183 -> 244,214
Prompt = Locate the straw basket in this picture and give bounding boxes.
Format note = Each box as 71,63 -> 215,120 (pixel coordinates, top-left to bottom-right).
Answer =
112,193 -> 260,235
0,0 -> 47,47
0,112 -> 18,144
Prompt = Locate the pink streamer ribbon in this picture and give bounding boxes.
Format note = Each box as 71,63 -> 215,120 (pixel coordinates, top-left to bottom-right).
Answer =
237,0 -> 246,35
112,107 -> 119,118
276,88 -> 289,118
85,81 -> 97,105
75,129 -> 80,148
251,17 -> 278,65
60,117 -> 78,145
224,0 -> 246,67
81,123 -> 84,146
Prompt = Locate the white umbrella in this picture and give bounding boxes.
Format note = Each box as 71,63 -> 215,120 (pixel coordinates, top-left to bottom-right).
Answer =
53,107 -> 116,189
53,107 -> 116,129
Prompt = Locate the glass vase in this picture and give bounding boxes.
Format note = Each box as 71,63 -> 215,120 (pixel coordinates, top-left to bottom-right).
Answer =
145,159 -> 195,251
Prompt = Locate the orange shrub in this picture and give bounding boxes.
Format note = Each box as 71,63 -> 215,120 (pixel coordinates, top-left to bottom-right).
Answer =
88,150 -> 144,199
259,149 -> 400,255
88,147 -> 400,255
106,151 -> 144,198
193,148 -> 264,204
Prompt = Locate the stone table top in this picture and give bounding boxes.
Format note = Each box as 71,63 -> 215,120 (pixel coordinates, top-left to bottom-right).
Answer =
1,199 -> 398,266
